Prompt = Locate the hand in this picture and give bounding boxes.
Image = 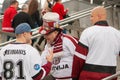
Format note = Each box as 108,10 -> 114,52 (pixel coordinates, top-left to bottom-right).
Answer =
41,9 -> 47,15
66,8 -> 69,12
46,49 -> 53,62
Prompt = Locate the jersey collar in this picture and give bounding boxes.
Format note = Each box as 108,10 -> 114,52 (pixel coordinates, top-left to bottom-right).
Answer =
94,21 -> 109,26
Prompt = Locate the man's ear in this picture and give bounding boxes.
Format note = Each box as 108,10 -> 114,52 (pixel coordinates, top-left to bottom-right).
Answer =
23,32 -> 27,37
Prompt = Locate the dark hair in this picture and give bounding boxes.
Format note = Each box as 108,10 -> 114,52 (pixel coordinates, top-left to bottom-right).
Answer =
10,0 -> 18,5
28,0 -> 38,15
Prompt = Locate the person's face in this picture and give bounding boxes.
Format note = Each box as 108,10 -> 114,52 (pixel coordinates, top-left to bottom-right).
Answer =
23,32 -> 32,44
90,11 -> 99,25
15,2 -> 19,9
25,8 -> 29,13
44,31 -> 57,44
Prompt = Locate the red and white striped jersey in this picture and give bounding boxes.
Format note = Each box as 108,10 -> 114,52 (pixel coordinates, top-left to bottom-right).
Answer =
41,33 -> 86,79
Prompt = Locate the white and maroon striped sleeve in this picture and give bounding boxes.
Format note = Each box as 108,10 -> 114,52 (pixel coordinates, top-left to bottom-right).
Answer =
63,34 -> 87,79
63,34 -> 87,59
72,30 -> 89,79
75,28 -> 89,59
32,62 -> 52,80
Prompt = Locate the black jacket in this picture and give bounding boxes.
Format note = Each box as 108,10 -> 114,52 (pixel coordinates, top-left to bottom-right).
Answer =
12,12 -> 34,29
31,10 -> 43,27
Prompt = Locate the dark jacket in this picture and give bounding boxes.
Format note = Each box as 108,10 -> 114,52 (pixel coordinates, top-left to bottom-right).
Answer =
12,12 -> 34,29
31,10 -> 43,27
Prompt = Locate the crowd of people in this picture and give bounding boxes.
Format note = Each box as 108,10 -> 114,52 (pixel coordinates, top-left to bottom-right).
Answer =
0,0 -> 120,80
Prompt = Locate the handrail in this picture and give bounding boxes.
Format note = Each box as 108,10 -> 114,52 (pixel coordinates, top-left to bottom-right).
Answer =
60,13 -> 91,25
60,5 -> 112,25
0,31 -> 15,37
0,7 -> 94,34
0,7 -> 93,40
0,15 -> 3,20
69,7 -> 94,16
60,10 -> 92,23
0,24 -> 68,47
0,5 -> 112,47
102,71 -> 120,80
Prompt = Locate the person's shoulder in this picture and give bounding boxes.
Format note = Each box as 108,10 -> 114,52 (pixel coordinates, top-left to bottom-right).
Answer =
63,34 -> 78,44
108,26 -> 119,32
25,44 -> 35,49
25,44 -> 39,53
63,34 -> 76,39
0,44 -> 12,51
82,26 -> 95,33
19,12 -> 30,16
109,26 -> 118,30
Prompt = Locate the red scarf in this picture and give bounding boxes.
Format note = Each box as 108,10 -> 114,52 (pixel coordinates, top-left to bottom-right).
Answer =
51,32 -> 63,53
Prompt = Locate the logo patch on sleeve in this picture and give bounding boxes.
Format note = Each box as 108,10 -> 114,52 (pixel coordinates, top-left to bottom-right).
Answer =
34,64 -> 40,70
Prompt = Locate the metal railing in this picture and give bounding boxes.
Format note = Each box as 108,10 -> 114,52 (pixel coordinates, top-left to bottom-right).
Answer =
0,24 -> 68,48
0,7 -> 92,46
0,5 -> 112,47
60,5 -> 112,25
0,3 -> 119,79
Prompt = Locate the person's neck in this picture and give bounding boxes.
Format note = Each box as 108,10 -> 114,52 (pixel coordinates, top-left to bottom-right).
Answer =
22,10 -> 27,13
57,1 -> 61,3
16,38 -> 26,44
94,20 -> 109,26
10,5 -> 16,9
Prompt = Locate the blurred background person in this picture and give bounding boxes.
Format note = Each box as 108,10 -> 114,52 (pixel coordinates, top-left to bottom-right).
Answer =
2,0 -> 15,14
42,0 -> 53,15
28,0 -> 43,28
52,0 -> 68,20
52,0 -> 69,34
2,0 -> 19,41
12,4 -> 34,30
28,0 -> 43,46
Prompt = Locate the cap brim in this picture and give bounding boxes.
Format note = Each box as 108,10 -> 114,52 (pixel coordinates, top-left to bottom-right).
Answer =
39,26 -> 56,35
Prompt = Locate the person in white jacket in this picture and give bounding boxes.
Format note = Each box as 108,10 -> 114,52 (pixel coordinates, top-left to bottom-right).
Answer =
39,12 -> 86,80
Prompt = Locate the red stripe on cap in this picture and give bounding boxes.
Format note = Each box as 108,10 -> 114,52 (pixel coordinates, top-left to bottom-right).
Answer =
43,21 -> 54,28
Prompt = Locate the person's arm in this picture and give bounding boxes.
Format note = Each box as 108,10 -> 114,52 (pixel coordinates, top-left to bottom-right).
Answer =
60,4 -> 68,17
63,36 -> 86,79
10,9 -> 17,22
30,48 -> 53,80
11,15 -> 16,30
32,62 -> 52,80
